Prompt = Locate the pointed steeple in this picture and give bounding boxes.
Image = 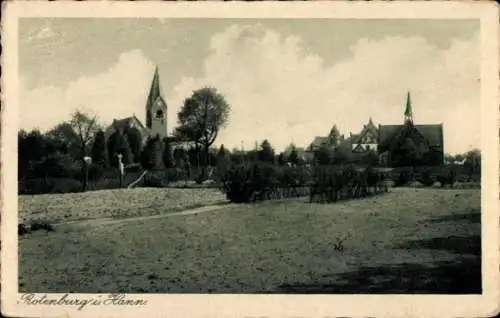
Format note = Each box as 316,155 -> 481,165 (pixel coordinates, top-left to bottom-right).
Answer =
404,91 -> 413,124
147,66 -> 161,106
146,66 -> 164,129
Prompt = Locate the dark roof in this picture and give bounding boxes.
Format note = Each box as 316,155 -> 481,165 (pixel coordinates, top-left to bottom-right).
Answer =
309,136 -> 329,149
379,124 -> 443,149
351,120 -> 379,144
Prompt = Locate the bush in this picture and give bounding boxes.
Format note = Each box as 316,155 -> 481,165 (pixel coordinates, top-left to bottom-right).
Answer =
219,162 -> 310,203
165,168 -> 183,183
30,220 -> 55,232
125,163 -> 142,173
394,170 -> 413,187
437,166 -> 457,187
142,172 -> 167,188
417,170 -> 435,187
32,153 -> 80,179
19,178 -> 83,195
309,165 -> 389,203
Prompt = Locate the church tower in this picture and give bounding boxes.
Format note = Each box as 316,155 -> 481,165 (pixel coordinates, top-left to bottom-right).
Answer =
404,91 -> 414,125
145,66 -> 168,138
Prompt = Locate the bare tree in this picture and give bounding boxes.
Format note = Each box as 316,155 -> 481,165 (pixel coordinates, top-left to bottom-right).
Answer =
70,110 -> 100,190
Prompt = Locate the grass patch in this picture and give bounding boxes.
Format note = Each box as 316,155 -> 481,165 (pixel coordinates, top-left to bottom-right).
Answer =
19,188 -> 481,294
19,188 -> 228,224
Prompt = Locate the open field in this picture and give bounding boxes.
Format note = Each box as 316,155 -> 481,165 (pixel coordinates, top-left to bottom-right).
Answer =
19,188 -> 481,293
19,188 -> 227,224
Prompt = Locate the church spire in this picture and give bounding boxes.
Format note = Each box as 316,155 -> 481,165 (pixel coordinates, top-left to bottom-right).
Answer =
147,66 -> 161,104
146,66 -> 163,128
404,91 -> 413,125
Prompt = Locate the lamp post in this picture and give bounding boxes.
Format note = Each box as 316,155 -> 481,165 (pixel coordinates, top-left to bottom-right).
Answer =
83,156 -> 92,192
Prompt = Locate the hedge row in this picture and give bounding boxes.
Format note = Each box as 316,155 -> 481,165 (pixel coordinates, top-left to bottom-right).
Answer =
309,166 -> 390,203
219,162 -> 311,203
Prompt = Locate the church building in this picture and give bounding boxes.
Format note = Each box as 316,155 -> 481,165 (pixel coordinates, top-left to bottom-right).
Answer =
105,66 -> 169,143
377,92 -> 444,166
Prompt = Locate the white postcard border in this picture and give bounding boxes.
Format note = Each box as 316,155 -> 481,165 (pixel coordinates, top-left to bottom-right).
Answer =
2,2 -> 499,318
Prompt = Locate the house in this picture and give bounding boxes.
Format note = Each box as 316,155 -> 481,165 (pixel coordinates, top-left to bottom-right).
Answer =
307,125 -> 346,152
350,118 -> 379,153
377,92 -> 444,167
305,92 -> 444,167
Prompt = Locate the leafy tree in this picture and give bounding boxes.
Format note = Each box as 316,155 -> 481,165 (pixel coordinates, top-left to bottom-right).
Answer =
216,144 -> 230,170
277,152 -> 286,166
46,122 -> 81,159
162,138 -> 175,169
314,143 -> 333,165
288,146 -> 299,166
174,87 -> 230,179
121,136 -> 134,165
126,127 -> 143,163
108,131 -> 131,166
217,144 -> 229,159
141,135 -> 163,170
464,149 -> 481,177
20,129 -> 46,162
18,129 -> 46,179
258,139 -> 275,163
91,129 -> 108,166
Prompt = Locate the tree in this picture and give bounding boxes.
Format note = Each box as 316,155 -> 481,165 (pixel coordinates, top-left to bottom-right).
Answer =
288,146 -> 299,166
91,129 -> 107,166
217,144 -> 229,158
258,139 -> 275,163
464,149 -> 481,177
174,87 -> 230,180
46,122 -> 81,159
162,138 -> 175,169
277,152 -> 286,166
70,110 -> 99,160
141,135 -> 163,170
314,143 -> 333,165
126,127 -> 143,163
108,131 -> 133,166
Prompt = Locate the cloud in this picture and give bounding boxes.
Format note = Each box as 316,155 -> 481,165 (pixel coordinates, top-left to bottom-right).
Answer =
35,25 -> 56,40
20,50 -> 155,131
21,24 -> 479,156
169,24 -> 480,155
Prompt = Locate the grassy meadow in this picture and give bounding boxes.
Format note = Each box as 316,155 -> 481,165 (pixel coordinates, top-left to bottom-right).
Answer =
18,187 -> 481,294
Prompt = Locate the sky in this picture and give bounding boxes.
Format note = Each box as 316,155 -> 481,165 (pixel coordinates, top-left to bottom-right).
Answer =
19,18 -> 480,155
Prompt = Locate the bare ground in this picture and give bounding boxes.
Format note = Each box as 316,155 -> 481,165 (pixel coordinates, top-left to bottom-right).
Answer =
19,188 -> 481,294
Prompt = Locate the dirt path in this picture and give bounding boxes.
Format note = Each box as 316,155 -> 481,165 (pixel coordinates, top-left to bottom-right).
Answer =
54,203 -> 234,228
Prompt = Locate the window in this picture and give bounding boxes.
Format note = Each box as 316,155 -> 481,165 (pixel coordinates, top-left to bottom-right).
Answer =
156,109 -> 163,118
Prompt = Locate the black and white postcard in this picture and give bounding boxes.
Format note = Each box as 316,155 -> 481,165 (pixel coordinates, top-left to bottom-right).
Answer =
2,1 -> 499,317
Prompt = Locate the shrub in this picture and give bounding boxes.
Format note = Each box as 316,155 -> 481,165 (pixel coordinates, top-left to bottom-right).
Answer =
18,224 -> 30,236
309,165 -> 389,203
395,170 -> 413,187
418,170 -> 435,187
437,166 -> 457,187
142,172 -> 167,188
19,178 -> 83,195
125,163 -> 142,173
165,168 -> 183,183
32,153 -> 80,179
220,162 -> 308,203
30,220 -> 55,232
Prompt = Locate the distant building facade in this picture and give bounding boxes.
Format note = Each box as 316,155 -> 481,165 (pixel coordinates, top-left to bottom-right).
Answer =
378,92 -> 444,166
306,92 -> 444,167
